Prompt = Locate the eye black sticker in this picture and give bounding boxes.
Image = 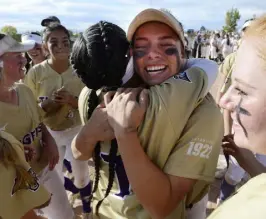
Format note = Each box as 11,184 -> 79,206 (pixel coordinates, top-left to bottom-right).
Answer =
133,50 -> 147,59
165,47 -> 178,56
236,97 -> 249,137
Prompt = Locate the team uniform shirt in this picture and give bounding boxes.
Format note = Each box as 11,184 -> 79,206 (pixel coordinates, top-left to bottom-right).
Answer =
0,83 -> 48,173
0,131 -> 51,219
24,60 -> 84,131
208,173 -> 266,219
78,67 -> 223,219
219,52 -> 237,94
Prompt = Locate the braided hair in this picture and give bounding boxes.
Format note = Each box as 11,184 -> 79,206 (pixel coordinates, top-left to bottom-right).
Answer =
71,21 -> 129,90
71,21 -> 130,215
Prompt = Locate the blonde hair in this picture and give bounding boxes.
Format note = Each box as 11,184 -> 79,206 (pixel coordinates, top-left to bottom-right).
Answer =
0,135 -> 39,194
243,14 -> 266,61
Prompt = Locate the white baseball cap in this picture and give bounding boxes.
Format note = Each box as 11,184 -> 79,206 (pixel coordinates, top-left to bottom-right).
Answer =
21,33 -> 42,45
127,8 -> 185,47
241,19 -> 254,31
0,33 -> 35,57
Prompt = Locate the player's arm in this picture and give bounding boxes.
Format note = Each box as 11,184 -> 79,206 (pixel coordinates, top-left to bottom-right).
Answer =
41,123 -> 59,170
116,131 -> 196,219
108,69 -> 213,218
72,107 -> 114,161
72,87 -> 99,160
240,156 -> 266,177
223,136 -> 266,177
115,96 -> 223,219
71,113 -> 104,161
72,88 -> 114,160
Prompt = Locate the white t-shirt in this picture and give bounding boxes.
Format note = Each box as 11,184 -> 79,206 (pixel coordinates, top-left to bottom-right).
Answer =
221,39 -> 231,53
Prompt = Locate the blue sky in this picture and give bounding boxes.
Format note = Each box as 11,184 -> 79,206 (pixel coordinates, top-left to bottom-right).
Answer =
0,0 -> 265,33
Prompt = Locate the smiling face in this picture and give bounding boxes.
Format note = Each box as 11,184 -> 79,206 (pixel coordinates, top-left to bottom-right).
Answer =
219,39 -> 266,154
44,29 -> 70,61
1,52 -> 27,82
27,44 -> 46,63
131,22 -> 183,85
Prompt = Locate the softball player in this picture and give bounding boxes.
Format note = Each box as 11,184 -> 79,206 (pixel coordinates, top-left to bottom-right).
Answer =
21,32 -> 46,73
71,10 -> 223,219
208,14 -> 266,219
24,23 -> 91,218
0,33 -> 74,219
0,130 -> 51,219
216,19 -> 266,205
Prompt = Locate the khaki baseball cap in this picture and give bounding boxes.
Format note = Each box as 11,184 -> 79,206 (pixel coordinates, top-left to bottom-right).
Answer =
127,8 -> 185,47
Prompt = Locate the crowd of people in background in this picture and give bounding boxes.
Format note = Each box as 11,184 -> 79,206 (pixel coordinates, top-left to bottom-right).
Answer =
1,7 -> 266,219
184,29 -> 241,63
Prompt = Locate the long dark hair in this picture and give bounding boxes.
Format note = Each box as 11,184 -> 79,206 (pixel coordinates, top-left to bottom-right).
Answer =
71,20 -> 130,215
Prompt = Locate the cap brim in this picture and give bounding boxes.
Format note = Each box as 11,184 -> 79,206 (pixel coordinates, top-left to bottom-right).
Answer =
7,41 -> 35,53
41,19 -> 52,26
127,8 -> 185,46
241,21 -> 252,31
41,18 -> 60,26
23,39 -> 42,45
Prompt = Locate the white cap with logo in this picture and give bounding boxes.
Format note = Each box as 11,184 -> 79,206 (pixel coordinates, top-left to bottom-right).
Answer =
21,33 -> 42,45
127,8 -> 185,47
241,19 -> 254,31
0,33 -> 35,57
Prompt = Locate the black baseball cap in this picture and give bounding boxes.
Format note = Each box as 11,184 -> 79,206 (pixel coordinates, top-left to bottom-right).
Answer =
41,16 -> 61,27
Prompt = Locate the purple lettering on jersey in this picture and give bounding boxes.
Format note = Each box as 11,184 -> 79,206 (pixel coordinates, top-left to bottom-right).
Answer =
36,124 -> 42,137
101,153 -> 131,198
31,130 -> 36,140
22,133 -> 32,144
22,124 -> 42,145
38,96 -> 49,102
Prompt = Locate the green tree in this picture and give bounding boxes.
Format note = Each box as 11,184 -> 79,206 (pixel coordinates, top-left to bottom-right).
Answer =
223,8 -> 241,33
1,25 -> 20,41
